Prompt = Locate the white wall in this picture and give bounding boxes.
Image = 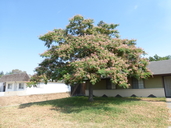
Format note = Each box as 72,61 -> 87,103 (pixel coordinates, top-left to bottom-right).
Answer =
0,92 -> 5,96
5,82 -> 14,92
1,82 -> 70,96
0,82 -> 3,92
26,82 -> 70,95
5,82 -> 26,92
85,88 -> 165,97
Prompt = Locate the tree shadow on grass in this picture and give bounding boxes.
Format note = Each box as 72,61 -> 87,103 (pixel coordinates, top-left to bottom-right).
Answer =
18,96 -> 143,114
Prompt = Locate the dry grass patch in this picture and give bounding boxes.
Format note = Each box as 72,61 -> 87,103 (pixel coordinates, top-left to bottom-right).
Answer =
0,97 -> 170,128
0,92 -> 70,107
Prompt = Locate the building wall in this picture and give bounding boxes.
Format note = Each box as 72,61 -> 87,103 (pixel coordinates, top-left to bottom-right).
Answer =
85,76 -> 165,97
5,81 -> 26,92
86,79 -> 106,90
0,82 -> 3,92
85,88 -> 165,97
87,76 -> 164,89
144,76 -> 163,88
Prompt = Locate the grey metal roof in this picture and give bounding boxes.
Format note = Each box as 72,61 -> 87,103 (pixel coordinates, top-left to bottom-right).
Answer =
147,59 -> 171,75
0,73 -> 30,82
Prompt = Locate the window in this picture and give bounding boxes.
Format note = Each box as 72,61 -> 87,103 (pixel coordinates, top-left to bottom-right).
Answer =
132,78 -> 144,89
106,79 -> 116,89
19,83 -> 24,89
8,84 -> 12,89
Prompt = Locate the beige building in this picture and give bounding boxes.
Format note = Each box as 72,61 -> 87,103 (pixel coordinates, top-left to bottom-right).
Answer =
85,60 -> 171,98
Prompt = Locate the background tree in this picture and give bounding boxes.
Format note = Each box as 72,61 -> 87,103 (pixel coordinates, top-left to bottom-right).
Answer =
31,15 -> 151,101
6,69 -> 26,75
0,71 -> 4,78
149,54 -> 171,61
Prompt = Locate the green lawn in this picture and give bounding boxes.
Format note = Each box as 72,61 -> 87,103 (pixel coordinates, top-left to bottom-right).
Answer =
0,97 -> 169,128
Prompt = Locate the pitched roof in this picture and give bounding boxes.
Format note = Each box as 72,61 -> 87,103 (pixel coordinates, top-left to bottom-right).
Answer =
0,73 -> 30,82
147,59 -> 171,75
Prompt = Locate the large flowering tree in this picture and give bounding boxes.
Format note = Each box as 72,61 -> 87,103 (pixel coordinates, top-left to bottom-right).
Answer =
31,15 -> 151,101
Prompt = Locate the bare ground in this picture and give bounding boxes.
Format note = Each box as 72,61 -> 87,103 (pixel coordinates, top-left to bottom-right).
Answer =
0,92 -> 70,107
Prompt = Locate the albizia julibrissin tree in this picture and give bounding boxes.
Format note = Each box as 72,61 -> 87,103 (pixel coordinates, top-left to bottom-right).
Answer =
31,15 -> 151,101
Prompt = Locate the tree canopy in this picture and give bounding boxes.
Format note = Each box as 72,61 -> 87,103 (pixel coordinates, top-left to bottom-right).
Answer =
0,71 -> 4,78
148,54 -> 171,61
31,15 -> 151,101
5,69 -> 26,75
0,69 -> 26,77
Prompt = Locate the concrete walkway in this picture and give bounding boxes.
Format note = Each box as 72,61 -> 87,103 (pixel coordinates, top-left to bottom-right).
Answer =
166,98 -> 171,128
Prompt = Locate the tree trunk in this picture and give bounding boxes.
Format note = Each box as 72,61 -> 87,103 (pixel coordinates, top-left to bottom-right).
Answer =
88,83 -> 94,101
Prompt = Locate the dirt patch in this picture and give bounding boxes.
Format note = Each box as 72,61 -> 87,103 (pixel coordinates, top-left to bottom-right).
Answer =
0,92 -> 70,107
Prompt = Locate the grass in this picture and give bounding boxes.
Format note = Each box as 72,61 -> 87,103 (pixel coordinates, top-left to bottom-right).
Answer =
0,96 -> 170,128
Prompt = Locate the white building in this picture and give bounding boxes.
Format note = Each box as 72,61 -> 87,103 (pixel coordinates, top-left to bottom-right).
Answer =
0,73 -> 70,96
0,73 -> 29,93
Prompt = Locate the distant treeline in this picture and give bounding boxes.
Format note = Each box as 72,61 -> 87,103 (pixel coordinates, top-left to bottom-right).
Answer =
148,54 -> 171,61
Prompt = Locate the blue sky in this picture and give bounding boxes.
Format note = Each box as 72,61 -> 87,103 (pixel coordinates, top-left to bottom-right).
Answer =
0,0 -> 171,75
